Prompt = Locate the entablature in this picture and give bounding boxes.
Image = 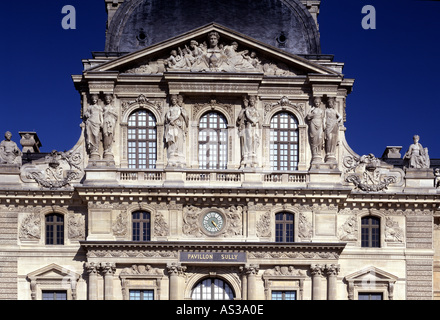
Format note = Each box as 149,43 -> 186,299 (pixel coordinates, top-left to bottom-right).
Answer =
81,240 -> 346,264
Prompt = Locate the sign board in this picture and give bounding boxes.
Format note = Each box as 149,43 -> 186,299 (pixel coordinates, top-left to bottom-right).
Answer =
180,252 -> 246,263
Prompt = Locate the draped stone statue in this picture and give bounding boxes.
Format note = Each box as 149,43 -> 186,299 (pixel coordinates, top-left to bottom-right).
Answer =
102,94 -> 118,160
237,95 -> 260,168
0,131 -> 22,166
191,31 -> 234,72
84,94 -> 103,160
403,135 -> 429,169
165,94 -> 188,167
324,97 -> 342,163
306,96 -> 324,164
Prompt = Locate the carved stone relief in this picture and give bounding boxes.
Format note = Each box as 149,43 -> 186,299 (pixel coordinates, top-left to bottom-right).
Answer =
121,94 -> 162,117
298,213 -> 312,240
22,148 -> 84,189
124,31 -> 299,76
182,205 -> 243,238
154,212 -> 169,237
338,216 -> 358,242
256,211 -> 271,238
344,154 -> 398,192
263,266 -> 307,277
19,212 -> 41,241
264,96 -> 305,120
68,214 -> 85,240
384,217 -> 404,243
121,265 -> 164,276
193,99 -> 234,122
112,212 -> 128,237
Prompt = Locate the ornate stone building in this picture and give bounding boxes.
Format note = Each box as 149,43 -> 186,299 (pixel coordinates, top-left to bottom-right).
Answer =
1,0 -> 439,300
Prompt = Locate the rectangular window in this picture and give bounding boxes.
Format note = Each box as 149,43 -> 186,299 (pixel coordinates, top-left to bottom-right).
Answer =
358,292 -> 383,300
132,211 -> 151,241
272,291 -> 296,300
129,290 -> 154,300
42,291 -> 67,300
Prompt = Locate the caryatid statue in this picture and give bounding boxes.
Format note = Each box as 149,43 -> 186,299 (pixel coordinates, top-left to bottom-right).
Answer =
84,94 -> 103,160
306,96 -> 324,164
237,95 -> 261,168
102,94 -> 118,160
324,97 -> 342,163
165,94 -> 189,167
0,131 -> 22,166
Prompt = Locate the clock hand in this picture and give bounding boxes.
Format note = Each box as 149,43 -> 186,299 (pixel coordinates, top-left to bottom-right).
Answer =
211,221 -> 218,230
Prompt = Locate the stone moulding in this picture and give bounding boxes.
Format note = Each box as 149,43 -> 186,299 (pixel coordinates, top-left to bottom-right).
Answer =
80,241 -> 346,261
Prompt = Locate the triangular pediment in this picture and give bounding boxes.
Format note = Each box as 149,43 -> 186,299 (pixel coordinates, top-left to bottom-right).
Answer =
344,266 -> 398,283
27,263 -> 81,281
89,23 -> 339,77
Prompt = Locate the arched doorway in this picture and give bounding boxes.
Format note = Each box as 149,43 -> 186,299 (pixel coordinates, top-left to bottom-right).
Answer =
191,278 -> 235,300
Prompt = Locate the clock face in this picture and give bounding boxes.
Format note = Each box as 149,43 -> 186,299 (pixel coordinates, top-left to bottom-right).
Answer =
202,211 -> 225,235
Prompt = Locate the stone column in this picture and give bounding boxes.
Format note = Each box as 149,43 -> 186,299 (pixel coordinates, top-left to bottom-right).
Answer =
245,264 -> 259,300
311,264 -> 324,300
85,262 -> 100,300
101,262 -> 116,300
325,264 -> 340,300
167,263 -> 187,300
240,266 -> 248,300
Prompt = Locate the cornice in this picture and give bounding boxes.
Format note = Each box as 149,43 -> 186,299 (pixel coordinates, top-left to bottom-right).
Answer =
80,240 -> 345,250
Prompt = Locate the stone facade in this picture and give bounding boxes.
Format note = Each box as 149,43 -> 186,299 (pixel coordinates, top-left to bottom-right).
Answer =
0,0 -> 439,300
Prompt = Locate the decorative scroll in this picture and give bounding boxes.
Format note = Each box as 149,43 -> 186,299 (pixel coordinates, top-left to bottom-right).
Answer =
344,154 -> 397,192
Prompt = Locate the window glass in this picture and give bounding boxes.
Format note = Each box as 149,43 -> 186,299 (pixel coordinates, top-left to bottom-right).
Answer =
358,292 -> 383,300
132,211 -> 151,241
361,216 -> 380,248
191,278 -> 234,300
42,291 -> 67,300
130,290 -> 154,300
128,110 -> 157,169
198,112 -> 228,170
270,112 -> 299,171
275,212 -> 294,243
46,214 -> 64,245
272,291 -> 296,300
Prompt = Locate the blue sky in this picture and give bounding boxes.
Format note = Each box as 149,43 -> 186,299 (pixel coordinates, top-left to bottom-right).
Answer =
0,0 -> 439,159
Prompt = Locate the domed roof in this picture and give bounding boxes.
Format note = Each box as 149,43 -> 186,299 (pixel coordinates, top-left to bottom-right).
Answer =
105,0 -> 321,55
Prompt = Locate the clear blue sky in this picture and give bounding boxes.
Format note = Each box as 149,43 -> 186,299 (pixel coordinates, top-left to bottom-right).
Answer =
0,0 -> 439,159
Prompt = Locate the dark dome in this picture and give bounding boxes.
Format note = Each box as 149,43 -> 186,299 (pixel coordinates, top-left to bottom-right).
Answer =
105,0 -> 321,55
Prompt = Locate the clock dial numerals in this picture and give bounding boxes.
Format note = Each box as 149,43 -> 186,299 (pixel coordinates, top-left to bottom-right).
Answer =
202,212 -> 224,234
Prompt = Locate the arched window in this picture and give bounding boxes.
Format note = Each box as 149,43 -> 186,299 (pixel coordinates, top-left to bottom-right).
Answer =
198,112 -> 228,170
275,212 -> 294,243
128,110 -> 157,169
132,211 -> 151,241
45,213 -> 64,245
361,216 -> 380,248
270,112 -> 299,171
191,278 -> 234,300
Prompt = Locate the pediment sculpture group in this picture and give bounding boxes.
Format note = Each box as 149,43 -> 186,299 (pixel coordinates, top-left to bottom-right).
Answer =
127,31 -> 295,76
